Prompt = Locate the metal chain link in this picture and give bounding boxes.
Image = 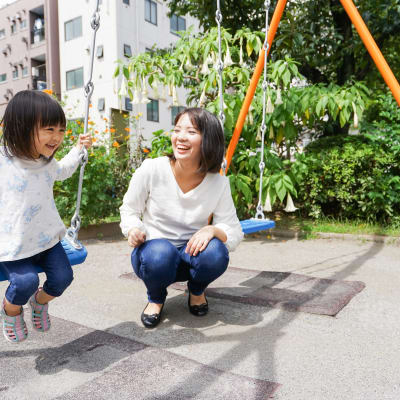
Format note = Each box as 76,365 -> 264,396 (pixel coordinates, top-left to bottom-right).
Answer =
215,0 -> 227,173
66,0 -> 100,248
255,0 -> 271,220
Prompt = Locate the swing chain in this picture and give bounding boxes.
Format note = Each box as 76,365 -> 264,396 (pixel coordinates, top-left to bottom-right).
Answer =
66,0 -> 100,249
254,0 -> 270,220
215,0 -> 227,173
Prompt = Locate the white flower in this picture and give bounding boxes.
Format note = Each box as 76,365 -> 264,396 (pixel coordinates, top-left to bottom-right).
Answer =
275,88 -> 283,105
263,192 -> 272,212
198,87 -> 206,107
131,89 -> 140,105
284,193 -> 298,213
172,86 -> 180,107
224,45 -> 233,67
118,79 -> 127,97
201,61 -> 210,75
266,96 -> 274,114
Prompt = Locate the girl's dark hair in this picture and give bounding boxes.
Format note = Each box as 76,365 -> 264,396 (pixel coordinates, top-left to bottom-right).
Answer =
1,90 -> 66,160
171,107 -> 225,173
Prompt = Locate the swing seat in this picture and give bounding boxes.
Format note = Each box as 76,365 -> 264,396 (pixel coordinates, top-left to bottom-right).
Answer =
240,218 -> 275,234
61,238 -> 88,266
0,239 -> 87,282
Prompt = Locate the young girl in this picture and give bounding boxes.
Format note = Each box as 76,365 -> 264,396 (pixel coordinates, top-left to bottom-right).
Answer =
0,90 -> 91,343
120,108 -> 243,328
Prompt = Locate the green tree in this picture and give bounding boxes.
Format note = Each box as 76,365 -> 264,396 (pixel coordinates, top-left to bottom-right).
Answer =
164,0 -> 400,88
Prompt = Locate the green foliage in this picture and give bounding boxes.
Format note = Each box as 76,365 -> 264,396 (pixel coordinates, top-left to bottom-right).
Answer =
296,134 -> 400,226
164,0 -> 400,88
116,27 -> 371,218
54,120 -> 134,227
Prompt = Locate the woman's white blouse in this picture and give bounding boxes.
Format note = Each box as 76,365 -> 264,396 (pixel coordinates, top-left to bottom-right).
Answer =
120,157 -> 244,251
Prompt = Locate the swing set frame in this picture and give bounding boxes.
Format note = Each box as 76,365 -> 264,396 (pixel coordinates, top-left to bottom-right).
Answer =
224,0 -> 400,172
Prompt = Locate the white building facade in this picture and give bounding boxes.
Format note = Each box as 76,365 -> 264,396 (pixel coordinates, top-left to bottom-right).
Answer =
58,0 -> 199,145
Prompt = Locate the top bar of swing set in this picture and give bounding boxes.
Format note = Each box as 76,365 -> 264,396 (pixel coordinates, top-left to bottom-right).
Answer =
224,0 -> 400,173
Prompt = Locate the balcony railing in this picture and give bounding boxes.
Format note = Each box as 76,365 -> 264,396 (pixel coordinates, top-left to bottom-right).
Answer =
31,27 -> 45,44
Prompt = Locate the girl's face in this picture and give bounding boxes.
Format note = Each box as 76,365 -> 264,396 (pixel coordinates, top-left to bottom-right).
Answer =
171,113 -> 202,166
32,124 -> 66,159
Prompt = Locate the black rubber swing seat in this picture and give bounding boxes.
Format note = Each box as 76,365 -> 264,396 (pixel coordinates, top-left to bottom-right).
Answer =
240,218 -> 275,234
0,238 -> 87,282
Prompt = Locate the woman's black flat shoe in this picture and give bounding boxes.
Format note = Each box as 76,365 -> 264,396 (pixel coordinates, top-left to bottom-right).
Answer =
141,303 -> 164,328
188,294 -> 208,317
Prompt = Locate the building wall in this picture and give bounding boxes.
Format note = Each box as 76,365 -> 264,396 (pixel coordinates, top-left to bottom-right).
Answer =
58,0 -> 199,144
0,0 -> 60,117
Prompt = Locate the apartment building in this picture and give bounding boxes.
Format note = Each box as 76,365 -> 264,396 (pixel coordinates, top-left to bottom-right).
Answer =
58,0 -> 200,143
0,0 -> 60,116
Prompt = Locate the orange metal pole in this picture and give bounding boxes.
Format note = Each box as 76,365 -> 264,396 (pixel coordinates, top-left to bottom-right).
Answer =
224,0 -> 288,173
340,0 -> 400,106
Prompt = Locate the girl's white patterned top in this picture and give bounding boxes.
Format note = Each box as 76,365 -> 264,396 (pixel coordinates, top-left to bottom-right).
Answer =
120,156 -> 244,251
0,147 -> 81,261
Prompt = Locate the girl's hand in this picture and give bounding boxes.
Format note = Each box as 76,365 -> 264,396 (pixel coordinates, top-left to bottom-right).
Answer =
76,134 -> 92,150
185,226 -> 215,256
128,228 -> 146,248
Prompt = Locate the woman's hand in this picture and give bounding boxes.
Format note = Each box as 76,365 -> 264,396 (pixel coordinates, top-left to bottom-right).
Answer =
76,134 -> 92,150
185,226 -> 215,256
128,228 -> 146,248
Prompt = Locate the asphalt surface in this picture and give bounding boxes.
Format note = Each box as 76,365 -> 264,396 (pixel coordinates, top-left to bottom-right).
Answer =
0,234 -> 399,399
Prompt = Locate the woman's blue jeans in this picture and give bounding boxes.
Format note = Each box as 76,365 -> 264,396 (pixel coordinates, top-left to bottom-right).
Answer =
131,238 -> 229,304
0,242 -> 73,306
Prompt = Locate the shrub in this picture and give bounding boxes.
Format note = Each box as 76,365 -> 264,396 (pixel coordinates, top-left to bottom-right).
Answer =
296,134 -> 400,225
54,119 -> 134,227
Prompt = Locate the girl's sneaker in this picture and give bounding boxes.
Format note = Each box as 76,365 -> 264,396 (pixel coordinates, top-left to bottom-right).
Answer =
29,289 -> 51,332
1,301 -> 28,343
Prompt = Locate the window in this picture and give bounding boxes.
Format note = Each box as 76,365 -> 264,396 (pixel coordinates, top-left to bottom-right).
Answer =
125,97 -> 132,111
20,20 -> 27,29
0,73 -> 6,83
123,0 -> 130,4
170,14 -> 186,35
12,67 -> 18,79
65,16 -> 82,41
11,21 -> 17,34
123,44 -> 132,57
171,106 -> 185,124
147,99 -> 159,122
0,29 -> 5,39
66,67 -> 84,90
96,45 -> 104,58
145,0 -> 157,25
98,98 -> 105,111
22,66 -> 28,77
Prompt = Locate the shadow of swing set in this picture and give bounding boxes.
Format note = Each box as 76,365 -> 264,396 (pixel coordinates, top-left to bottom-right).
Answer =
1,0 -> 399,281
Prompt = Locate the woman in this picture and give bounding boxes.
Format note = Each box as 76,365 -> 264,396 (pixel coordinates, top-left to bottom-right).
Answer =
120,108 -> 243,328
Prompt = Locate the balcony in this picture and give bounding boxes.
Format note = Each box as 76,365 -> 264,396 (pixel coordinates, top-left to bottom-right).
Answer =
31,27 -> 45,44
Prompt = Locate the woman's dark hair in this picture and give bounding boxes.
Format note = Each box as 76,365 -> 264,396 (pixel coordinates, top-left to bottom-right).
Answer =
171,107 -> 225,173
0,90 -> 66,160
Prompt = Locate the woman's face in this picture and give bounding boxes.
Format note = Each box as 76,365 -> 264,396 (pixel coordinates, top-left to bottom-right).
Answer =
171,113 -> 202,166
32,124 -> 65,159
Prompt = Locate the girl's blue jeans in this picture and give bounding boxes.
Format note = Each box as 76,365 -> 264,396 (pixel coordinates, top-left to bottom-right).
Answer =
131,238 -> 229,304
0,241 -> 73,306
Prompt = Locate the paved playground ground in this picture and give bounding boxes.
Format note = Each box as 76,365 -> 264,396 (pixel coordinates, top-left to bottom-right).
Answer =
0,234 -> 399,399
